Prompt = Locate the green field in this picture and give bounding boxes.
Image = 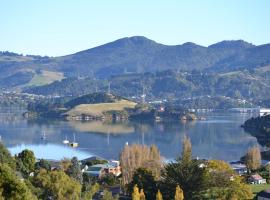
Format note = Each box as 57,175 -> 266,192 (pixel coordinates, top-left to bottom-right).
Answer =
251,184 -> 270,197
67,100 -> 137,117
27,70 -> 64,86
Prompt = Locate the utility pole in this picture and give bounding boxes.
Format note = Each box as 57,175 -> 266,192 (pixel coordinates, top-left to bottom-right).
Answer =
141,84 -> 146,104
108,82 -> 111,95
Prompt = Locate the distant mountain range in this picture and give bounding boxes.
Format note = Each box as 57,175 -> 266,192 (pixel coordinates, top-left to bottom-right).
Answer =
1,36 -> 270,89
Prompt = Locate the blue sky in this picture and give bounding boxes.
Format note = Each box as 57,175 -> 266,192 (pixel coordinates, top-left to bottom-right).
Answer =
0,0 -> 269,56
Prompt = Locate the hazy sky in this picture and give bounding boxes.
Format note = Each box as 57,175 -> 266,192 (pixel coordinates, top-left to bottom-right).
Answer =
1,0 -> 269,56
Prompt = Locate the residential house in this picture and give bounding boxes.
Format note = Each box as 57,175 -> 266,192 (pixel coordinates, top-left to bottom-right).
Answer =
83,161 -> 121,178
84,164 -> 105,178
248,174 -> 267,184
230,162 -> 247,175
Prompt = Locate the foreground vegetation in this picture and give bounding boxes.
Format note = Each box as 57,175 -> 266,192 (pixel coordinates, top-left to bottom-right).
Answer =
2,134 -> 268,199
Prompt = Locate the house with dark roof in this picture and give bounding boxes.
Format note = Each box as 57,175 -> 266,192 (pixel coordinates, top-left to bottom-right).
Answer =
257,189 -> 270,200
230,162 -> 247,175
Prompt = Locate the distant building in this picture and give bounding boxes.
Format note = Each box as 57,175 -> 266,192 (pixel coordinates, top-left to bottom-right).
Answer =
230,162 -> 247,175
83,161 -> 121,178
260,108 -> 270,116
248,174 -> 266,184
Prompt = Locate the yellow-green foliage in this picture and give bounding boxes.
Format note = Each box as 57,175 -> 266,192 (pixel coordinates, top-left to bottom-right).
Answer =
175,185 -> 184,200
139,189 -> 146,200
132,185 -> 140,200
34,169 -> 81,200
0,164 -> 36,200
156,190 -> 163,200
207,160 -> 234,172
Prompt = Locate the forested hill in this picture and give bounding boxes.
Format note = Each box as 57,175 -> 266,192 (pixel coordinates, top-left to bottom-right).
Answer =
24,68 -> 270,104
243,115 -> 270,146
1,36 -> 270,89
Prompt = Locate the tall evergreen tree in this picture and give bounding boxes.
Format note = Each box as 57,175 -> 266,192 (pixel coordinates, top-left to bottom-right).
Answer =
67,157 -> 83,183
181,135 -> 192,163
128,168 -> 157,200
160,136 -> 207,199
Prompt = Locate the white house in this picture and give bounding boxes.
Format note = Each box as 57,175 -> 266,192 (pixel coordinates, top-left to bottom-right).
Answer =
248,174 -> 266,184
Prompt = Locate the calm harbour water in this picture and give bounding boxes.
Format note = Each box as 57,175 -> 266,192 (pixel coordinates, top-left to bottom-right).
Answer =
0,107 -> 258,161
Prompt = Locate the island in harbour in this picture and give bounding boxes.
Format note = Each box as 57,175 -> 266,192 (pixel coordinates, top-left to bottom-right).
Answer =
23,92 -> 198,122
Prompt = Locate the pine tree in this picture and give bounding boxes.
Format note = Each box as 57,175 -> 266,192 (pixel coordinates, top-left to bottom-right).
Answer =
181,135 -> 192,163
174,185 -> 184,200
139,189 -> 146,200
132,184 -> 140,200
156,190 -> 163,200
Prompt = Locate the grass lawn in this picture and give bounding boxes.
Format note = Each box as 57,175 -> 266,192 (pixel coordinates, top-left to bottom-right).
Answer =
251,184 -> 270,196
27,70 -> 64,86
67,100 -> 137,117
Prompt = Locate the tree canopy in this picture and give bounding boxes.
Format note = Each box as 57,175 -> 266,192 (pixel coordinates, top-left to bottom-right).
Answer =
0,163 -> 36,200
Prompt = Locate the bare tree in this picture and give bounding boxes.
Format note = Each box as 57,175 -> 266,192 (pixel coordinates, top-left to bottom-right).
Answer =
245,145 -> 261,171
120,144 -> 162,185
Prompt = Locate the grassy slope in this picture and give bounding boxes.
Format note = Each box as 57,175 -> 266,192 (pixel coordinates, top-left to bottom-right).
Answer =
251,184 -> 270,197
27,70 -> 64,86
66,100 -> 137,117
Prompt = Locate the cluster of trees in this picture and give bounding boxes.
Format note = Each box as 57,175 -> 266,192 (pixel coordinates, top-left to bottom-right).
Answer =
1,137 -> 257,200
0,143 -> 119,200
121,136 -> 253,200
243,114 -> 270,147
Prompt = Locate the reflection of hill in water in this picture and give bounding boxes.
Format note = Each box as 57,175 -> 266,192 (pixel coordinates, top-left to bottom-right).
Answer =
0,108 -> 259,161
69,121 -> 135,134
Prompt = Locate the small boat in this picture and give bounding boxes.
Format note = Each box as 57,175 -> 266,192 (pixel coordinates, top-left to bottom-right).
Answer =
62,135 -> 69,144
70,133 -> 78,147
41,131 -> 46,140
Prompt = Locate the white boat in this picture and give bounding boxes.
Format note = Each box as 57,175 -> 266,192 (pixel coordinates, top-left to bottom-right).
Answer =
62,135 -> 69,144
70,133 -> 78,147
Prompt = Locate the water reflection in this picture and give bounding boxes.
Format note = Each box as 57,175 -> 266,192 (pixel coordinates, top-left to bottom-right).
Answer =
70,121 -> 135,134
0,108 -> 259,161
